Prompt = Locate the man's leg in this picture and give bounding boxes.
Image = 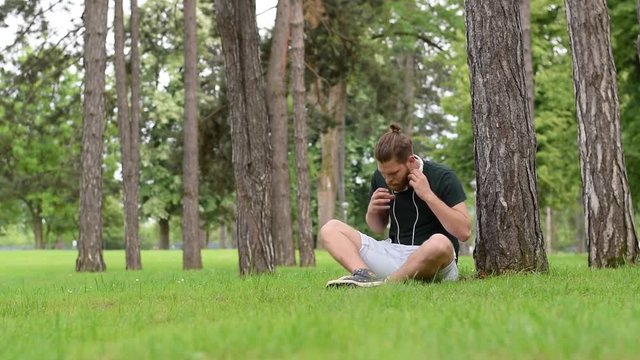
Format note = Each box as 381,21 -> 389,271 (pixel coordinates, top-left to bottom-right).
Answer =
320,219 -> 368,273
387,234 -> 455,282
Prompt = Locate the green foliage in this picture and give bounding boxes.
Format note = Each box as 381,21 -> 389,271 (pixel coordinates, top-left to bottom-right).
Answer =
2,251 -> 640,359
0,46 -> 82,245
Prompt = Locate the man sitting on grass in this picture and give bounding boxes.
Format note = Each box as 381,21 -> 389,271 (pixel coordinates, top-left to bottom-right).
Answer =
322,124 -> 471,287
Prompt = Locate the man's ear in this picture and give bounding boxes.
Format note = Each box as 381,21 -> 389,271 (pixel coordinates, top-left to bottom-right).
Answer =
407,155 -> 419,170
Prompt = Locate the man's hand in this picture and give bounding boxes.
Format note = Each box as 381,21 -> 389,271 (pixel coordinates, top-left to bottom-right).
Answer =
408,169 -> 433,201
368,188 -> 395,213
366,188 -> 394,233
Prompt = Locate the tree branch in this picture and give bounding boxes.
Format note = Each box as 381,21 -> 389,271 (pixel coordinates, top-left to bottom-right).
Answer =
372,31 -> 445,52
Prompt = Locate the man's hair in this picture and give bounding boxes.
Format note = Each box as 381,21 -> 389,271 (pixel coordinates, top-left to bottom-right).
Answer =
374,123 -> 413,163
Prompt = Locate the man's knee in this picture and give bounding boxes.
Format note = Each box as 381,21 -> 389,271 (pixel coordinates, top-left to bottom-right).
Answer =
319,219 -> 346,246
420,234 -> 454,262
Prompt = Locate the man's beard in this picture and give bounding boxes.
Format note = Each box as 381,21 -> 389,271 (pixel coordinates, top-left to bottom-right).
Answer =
388,178 -> 409,192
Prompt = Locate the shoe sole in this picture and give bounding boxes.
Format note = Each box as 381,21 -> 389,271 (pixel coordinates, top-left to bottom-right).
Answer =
325,279 -> 385,288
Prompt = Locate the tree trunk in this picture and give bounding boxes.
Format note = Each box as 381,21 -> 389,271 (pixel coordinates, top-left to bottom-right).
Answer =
215,0 -> 275,275
545,207 -> 553,253
159,218 -> 170,249
575,198 -> 586,253
129,0 -> 142,269
465,0 -> 548,275
520,0 -> 534,119
565,0 -> 639,267
316,81 -> 346,244
77,0 -> 108,272
220,225 -> 227,249
114,0 -> 142,271
31,203 -> 44,250
182,0 -> 202,270
267,0 -> 295,266
399,53 -> 415,137
291,0 -> 315,267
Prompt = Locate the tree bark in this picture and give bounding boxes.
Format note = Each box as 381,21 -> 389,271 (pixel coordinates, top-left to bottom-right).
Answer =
574,198 -> 586,253
545,207 -> 553,253
30,203 -> 44,250
637,0 -> 640,65
465,0 -> 548,275
220,225 -> 227,249
114,0 -> 142,270
77,0 -> 108,272
267,0 -> 295,266
215,0 -> 275,275
316,81 -> 346,244
182,0 -> 202,270
291,0 -> 315,266
129,0 -> 142,269
399,53 -> 415,137
520,0 -> 534,119
565,0 -> 639,267
159,218 -> 170,249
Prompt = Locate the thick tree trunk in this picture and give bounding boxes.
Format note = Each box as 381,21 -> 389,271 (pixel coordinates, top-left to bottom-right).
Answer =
215,0 -> 275,275
316,81 -> 346,245
291,0 -> 315,267
465,0 -> 548,275
114,0 -> 141,270
267,0 -> 295,266
77,0 -> 108,272
565,0 -> 639,267
520,0 -> 534,119
637,0 -> 640,65
159,218 -> 170,249
182,0 -> 202,270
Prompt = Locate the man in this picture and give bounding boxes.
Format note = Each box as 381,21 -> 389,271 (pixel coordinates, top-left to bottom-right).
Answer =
322,124 -> 471,287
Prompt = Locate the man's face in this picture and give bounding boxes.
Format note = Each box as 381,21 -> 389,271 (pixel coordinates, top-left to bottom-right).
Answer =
377,158 -> 411,192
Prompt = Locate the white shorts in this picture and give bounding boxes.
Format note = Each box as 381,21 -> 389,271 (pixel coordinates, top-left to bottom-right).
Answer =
358,232 -> 458,281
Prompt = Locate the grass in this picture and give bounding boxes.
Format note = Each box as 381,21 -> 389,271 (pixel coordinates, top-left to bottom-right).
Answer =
1,250 -> 639,360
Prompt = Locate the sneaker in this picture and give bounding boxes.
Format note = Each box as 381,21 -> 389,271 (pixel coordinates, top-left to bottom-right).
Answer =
325,268 -> 386,288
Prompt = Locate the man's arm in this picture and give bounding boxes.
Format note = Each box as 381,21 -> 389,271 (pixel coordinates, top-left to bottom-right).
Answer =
366,188 -> 393,233
408,169 -> 471,241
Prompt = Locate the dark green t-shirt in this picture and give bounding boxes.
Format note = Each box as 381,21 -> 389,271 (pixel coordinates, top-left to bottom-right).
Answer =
369,159 -> 467,256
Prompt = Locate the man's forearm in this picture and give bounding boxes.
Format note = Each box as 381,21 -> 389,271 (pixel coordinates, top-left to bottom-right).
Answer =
366,211 -> 388,233
423,193 -> 471,241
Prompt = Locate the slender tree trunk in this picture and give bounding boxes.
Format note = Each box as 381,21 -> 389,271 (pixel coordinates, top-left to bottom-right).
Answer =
291,0 -> 315,267
316,81 -> 346,244
520,0 -> 534,119
129,0 -> 142,268
399,53 -> 415,137
215,0 -> 275,275
565,0 -> 639,267
267,0 -> 295,266
77,0 -> 108,272
545,207 -> 553,253
317,125 -> 338,246
220,225 -> 227,249
159,218 -> 170,249
575,198 -> 586,253
465,0 -> 548,275
114,0 -> 142,270
182,0 -> 202,270
31,203 -> 44,250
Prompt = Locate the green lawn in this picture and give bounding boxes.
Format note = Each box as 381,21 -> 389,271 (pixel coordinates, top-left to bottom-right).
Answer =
1,250 -> 639,360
